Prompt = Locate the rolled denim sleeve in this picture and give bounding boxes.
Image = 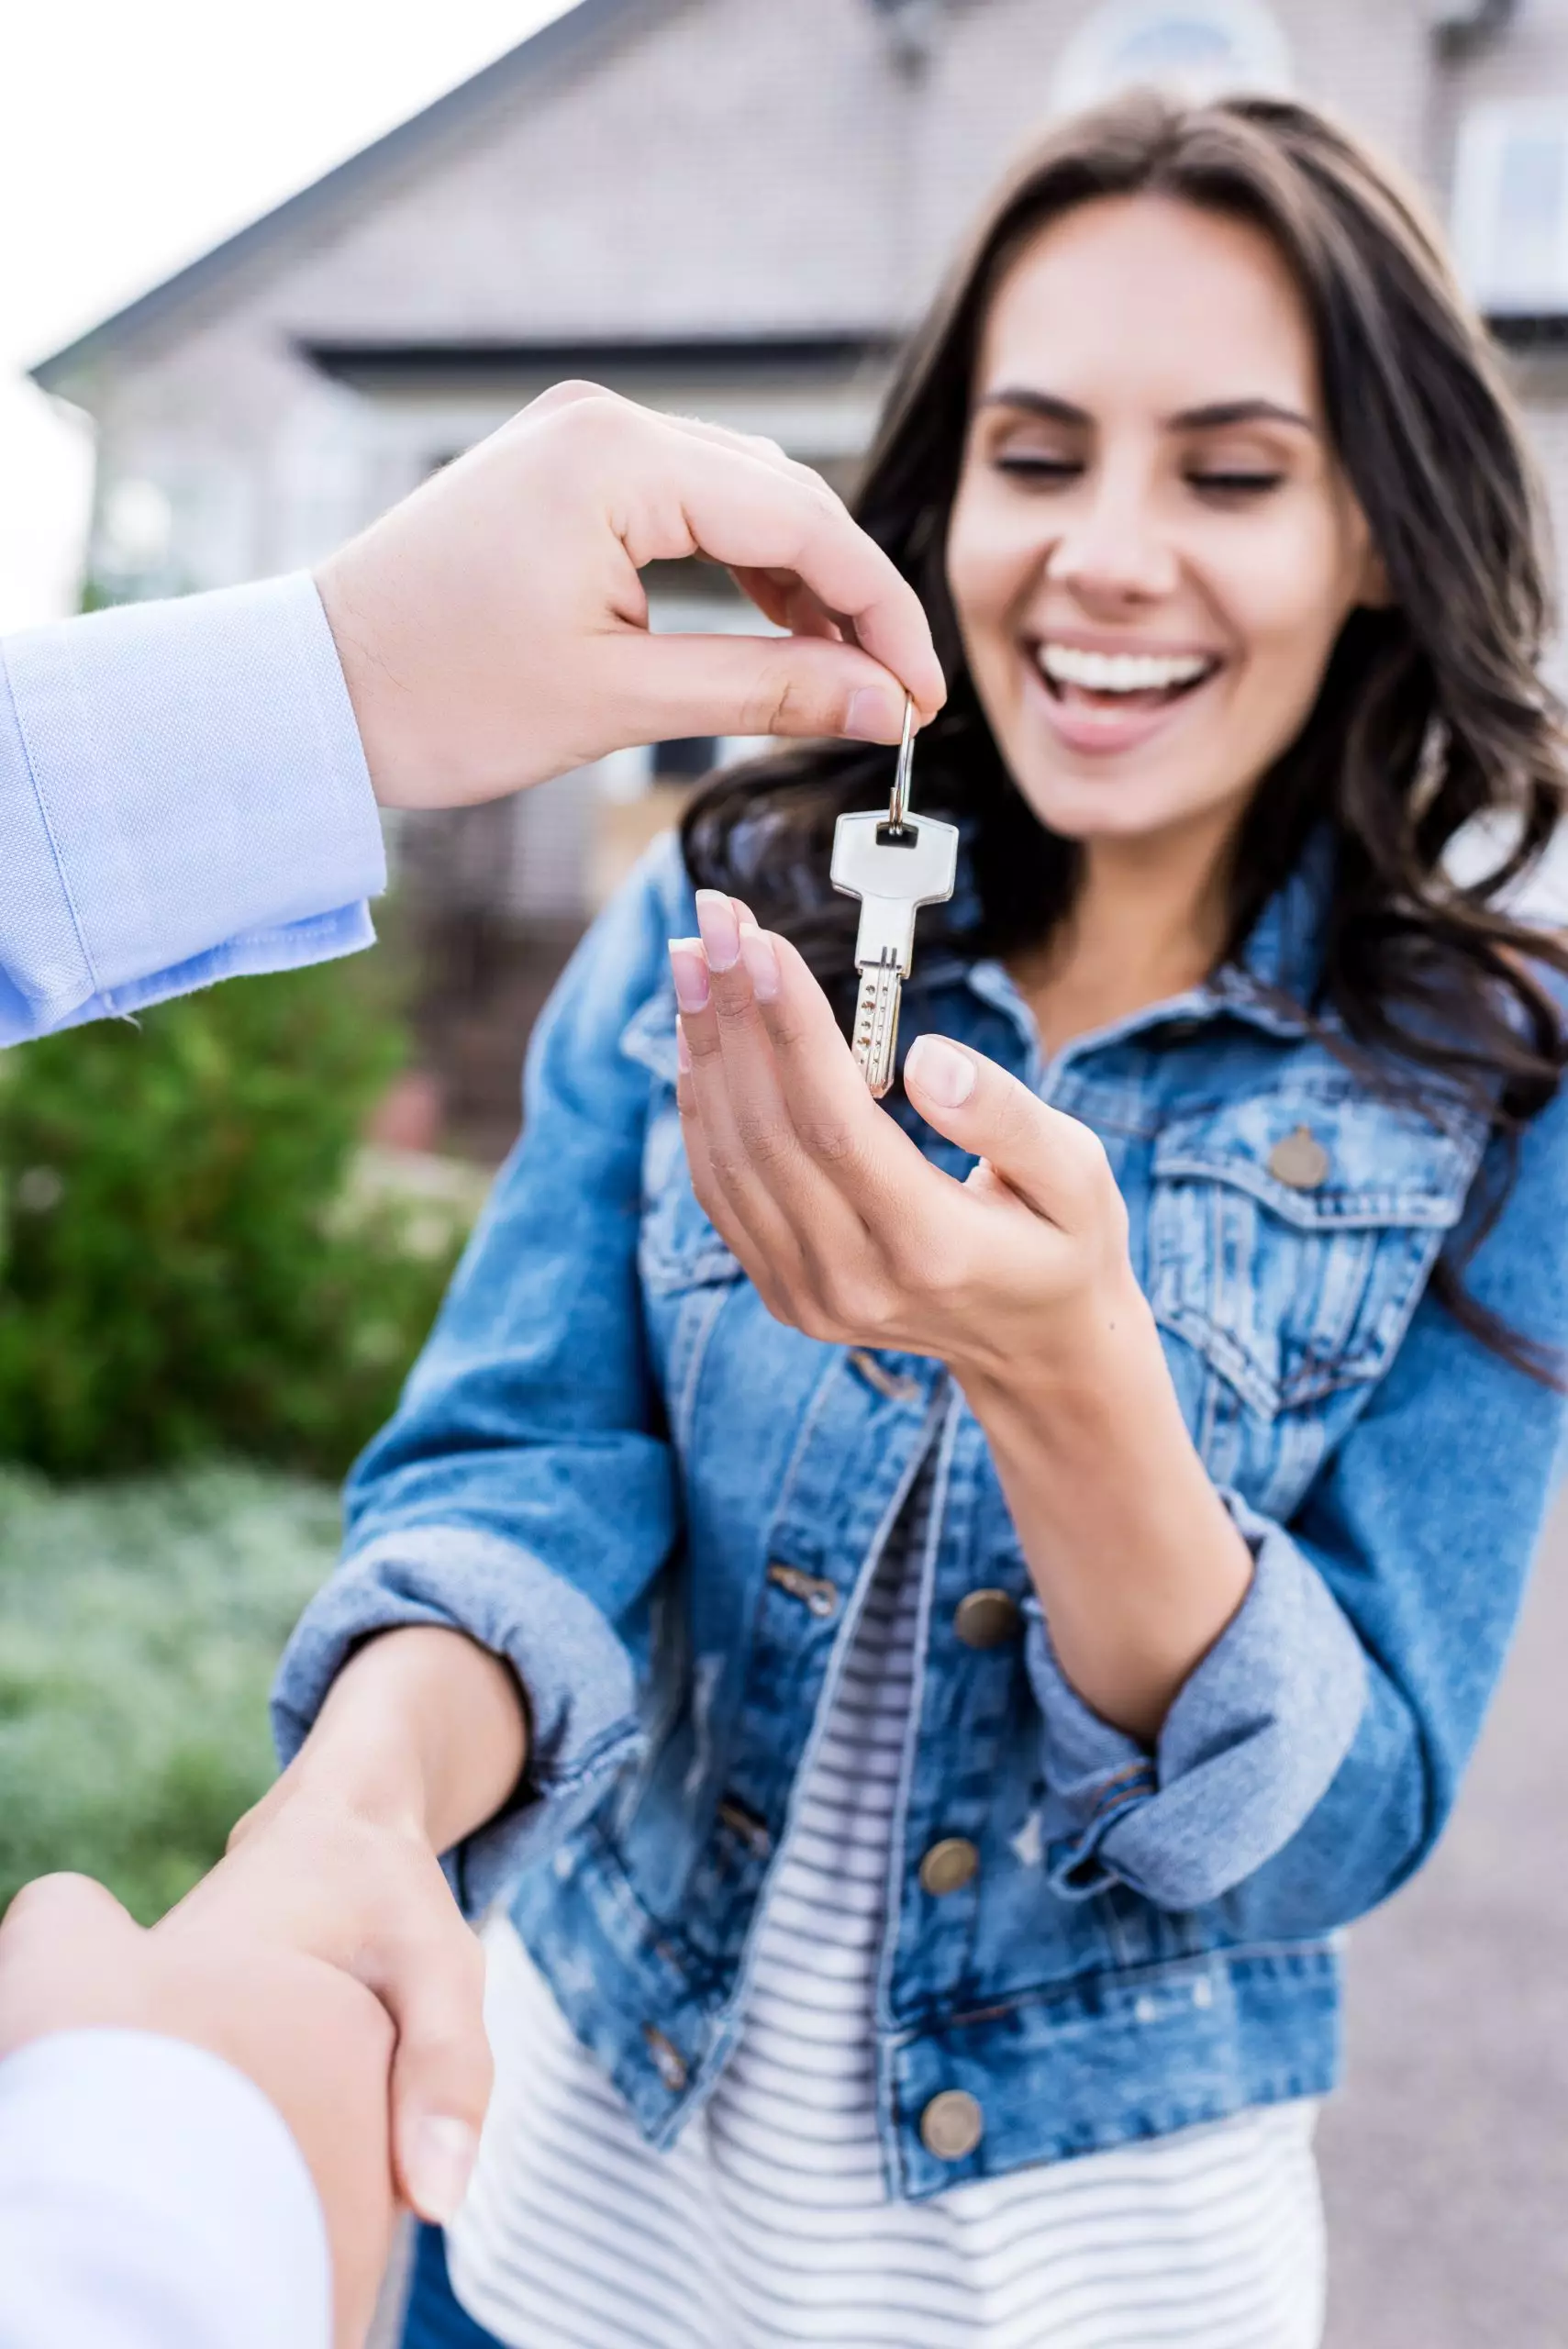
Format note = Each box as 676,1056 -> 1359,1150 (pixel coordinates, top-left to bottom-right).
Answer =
0,574 -> 384,1041
1029,1494 -> 1366,1909
272,1526 -> 646,1914
272,842 -> 690,1912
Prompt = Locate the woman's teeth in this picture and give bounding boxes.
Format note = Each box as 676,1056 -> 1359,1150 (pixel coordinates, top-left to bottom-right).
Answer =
1036,642 -> 1213,700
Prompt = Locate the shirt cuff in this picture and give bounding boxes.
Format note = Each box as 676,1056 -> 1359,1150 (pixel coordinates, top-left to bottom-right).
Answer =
272,1526 -> 644,1914
1026,1492 -> 1368,1909
0,2029 -> 328,2349
0,574 -> 384,1035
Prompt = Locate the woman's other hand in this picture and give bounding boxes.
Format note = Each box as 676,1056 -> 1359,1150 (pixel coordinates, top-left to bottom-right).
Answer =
670,889 -> 1151,1401
168,1625 -> 527,2232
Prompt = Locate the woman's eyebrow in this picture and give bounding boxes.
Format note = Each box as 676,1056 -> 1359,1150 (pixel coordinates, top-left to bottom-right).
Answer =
976,389 -> 1091,427
1170,398 -> 1317,433
975,388 -> 1317,434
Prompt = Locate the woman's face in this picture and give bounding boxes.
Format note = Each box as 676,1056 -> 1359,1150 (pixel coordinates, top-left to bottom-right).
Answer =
946,194 -> 1385,857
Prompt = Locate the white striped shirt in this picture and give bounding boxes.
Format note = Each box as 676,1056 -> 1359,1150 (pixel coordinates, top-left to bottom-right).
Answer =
449,1498 -> 1325,2349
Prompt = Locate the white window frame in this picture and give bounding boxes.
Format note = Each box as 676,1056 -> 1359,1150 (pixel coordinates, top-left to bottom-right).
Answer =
1051,0 -> 1293,115
1451,101 -> 1568,317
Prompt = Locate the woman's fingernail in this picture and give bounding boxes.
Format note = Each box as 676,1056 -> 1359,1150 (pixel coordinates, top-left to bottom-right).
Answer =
405,2116 -> 479,2223
669,939 -> 710,1014
845,684 -> 903,743
738,922 -> 781,1003
906,1034 -> 976,1108
695,888 -> 741,972
676,1019 -> 692,1074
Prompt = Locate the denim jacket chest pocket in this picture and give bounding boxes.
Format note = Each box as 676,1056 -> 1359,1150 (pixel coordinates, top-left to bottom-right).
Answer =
1144,1075 -> 1487,1515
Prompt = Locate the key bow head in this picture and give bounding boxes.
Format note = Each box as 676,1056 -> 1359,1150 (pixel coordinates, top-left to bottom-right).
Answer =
829,812 -> 960,911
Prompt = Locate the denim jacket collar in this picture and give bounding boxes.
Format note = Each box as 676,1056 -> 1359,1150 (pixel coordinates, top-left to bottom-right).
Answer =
911,827 -> 1335,1077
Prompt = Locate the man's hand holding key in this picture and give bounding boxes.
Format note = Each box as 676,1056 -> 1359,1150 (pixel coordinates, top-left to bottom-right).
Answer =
666,850 -> 1148,1402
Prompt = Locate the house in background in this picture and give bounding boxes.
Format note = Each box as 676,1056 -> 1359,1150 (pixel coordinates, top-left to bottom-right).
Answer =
32,0 -> 1568,1146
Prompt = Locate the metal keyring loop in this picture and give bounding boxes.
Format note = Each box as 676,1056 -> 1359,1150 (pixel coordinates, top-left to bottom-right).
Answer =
888,692 -> 916,832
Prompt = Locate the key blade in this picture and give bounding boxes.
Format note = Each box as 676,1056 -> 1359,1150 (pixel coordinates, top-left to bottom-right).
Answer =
852,960 -> 902,1099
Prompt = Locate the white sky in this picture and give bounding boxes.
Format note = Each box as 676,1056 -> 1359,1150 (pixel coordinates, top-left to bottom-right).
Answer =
0,2 -> 583,630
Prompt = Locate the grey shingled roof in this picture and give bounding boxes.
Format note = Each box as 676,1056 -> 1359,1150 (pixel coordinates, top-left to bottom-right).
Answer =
31,0 -> 647,394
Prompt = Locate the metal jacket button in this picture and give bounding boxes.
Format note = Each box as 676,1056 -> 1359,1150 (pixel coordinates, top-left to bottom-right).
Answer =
920,2089 -> 984,2161
918,1837 -> 979,1897
1267,1125 -> 1329,1190
953,1588 -> 1022,1649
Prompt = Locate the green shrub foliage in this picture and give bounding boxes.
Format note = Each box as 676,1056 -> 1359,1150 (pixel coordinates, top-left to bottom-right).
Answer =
0,957 -> 465,1476
0,1466 -> 339,1920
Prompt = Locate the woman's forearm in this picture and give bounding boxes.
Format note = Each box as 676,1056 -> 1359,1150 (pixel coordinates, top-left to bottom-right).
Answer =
959,1280 -> 1253,1745
289,1626 -> 530,1855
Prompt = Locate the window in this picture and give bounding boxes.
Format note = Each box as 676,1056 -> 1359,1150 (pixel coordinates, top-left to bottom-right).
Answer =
1452,103 -> 1568,315
1051,0 -> 1292,114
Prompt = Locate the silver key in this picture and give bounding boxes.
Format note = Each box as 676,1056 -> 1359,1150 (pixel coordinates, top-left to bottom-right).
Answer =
830,697 -> 958,1098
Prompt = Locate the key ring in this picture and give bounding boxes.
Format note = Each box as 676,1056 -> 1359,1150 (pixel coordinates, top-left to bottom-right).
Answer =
887,692 -> 916,833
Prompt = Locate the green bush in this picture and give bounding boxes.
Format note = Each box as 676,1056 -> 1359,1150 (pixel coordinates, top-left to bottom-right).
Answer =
0,1464 -> 339,1922
0,953 -> 466,1477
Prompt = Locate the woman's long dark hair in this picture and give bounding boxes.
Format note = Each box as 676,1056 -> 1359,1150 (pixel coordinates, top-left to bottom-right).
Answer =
682,92 -> 1568,1379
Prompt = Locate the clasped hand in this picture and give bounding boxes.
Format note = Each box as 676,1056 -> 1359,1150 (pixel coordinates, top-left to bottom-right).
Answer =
671,890 -> 1149,1394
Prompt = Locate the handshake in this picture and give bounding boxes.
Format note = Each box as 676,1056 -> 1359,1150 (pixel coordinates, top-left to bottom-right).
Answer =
0,1872 -> 398,2348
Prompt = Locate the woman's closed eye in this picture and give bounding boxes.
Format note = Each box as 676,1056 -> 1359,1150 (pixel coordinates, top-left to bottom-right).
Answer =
1185,467 -> 1287,498
990,454 -> 1287,499
993,451 -> 1084,484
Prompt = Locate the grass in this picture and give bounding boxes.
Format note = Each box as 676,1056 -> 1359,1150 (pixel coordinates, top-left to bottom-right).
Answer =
0,1464 -> 340,1923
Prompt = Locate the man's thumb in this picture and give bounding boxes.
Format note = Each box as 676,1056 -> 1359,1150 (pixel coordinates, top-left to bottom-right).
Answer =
0,1871 -> 137,1944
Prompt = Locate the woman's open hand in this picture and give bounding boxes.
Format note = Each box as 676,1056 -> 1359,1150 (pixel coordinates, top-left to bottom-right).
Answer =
670,889 -> 1151,1400
673,890 -> 1254,1742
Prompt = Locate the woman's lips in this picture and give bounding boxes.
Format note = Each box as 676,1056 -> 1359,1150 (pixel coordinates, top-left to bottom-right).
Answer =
1023,643 -> 1221,758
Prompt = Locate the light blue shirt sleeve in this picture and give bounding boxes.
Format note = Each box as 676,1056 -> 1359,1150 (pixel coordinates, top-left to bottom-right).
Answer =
0,574 -> 386,1043
0,2029 -> 329,2349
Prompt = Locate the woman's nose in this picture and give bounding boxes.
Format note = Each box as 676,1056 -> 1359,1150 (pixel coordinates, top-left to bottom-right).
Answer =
1044,478 -> 1180,609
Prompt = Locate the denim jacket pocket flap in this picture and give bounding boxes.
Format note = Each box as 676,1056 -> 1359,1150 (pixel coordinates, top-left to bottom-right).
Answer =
1147,1084 -> 1485,1417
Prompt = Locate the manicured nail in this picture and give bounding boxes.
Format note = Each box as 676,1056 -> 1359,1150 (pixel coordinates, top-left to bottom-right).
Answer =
906,1034 -> 976,1108
405,2115 -> 479,2223
669,939 -> 710,1013
845,685 -> 903,743
738,922 -> 781,1002
695,888 -> 740,972
676,1019 -> 692,1074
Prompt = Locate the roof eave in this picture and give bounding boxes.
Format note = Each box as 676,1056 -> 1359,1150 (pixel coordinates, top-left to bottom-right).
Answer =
30,0 -> 643,396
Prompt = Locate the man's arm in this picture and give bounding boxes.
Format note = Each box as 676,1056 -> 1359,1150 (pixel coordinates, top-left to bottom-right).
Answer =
0,574 -> 384,1044
0,1875 -> 395,2349
1,382 -> 944,1044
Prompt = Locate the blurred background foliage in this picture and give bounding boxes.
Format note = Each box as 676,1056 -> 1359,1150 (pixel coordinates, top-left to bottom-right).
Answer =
0,945 -> 470,1478
0,942 -> 487,1921
0,1465 -> 341,1921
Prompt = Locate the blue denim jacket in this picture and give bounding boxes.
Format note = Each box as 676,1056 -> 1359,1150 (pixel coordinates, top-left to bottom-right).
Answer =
274,834 -> 1568,2199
